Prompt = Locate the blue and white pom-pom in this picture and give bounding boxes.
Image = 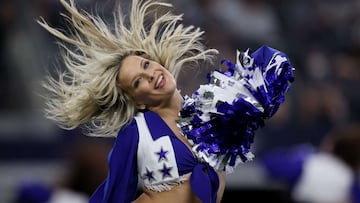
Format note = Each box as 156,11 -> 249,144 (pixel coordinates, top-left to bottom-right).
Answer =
176,45 -> 295,173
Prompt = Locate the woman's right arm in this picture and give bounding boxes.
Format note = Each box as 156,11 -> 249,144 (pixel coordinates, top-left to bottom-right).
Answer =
89,119 -> 139,203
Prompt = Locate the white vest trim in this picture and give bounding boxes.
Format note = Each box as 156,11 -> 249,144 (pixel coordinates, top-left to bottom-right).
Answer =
135,113 -> 188,192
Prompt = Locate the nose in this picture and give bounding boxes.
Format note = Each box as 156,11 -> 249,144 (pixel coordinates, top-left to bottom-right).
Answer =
146,71 -> 155,82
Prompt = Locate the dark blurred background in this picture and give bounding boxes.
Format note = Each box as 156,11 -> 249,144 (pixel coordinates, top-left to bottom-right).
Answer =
0,0 -> 359,202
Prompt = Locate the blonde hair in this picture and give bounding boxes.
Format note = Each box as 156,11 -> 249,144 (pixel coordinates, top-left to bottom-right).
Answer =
38,0 -> 218,137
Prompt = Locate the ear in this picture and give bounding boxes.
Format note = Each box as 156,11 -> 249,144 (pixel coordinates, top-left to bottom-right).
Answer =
136,103 -> 146,110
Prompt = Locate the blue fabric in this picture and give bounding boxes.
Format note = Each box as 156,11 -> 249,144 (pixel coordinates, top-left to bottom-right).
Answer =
89,119 -> 139,203
15,181 -> 52,203
144,111 -> 197,176
144,111 -> 220,203
261,144 -> 314,189
89,111 -> 220,203
262,145 -> 360,203
190,163 -> 219,203
351,176 -> 360,203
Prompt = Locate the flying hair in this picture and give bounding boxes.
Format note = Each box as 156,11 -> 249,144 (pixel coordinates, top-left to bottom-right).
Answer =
38,0 -> 218,137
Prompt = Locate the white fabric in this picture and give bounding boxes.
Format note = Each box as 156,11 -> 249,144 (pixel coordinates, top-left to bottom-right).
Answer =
292,152 -> 353,203
135,113 -> 182,191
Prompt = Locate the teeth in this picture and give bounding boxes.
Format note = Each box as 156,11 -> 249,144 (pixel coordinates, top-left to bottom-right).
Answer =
155,75 -> 163,88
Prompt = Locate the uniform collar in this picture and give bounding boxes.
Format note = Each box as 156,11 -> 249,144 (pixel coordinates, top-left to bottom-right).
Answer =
143,111 -> 176,140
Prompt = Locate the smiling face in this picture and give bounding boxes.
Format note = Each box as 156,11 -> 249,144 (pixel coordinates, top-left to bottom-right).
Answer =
118,55 -> 178,111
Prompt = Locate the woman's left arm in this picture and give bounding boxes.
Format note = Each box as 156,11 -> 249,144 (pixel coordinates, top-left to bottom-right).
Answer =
217,172 -> 226,203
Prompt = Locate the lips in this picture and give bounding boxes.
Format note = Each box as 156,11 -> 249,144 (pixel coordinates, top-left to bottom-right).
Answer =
155,74 -> 165,89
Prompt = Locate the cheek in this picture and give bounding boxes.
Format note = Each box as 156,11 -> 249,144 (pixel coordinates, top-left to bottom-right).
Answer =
165,71 -> 176,85
131,86 -> 150,103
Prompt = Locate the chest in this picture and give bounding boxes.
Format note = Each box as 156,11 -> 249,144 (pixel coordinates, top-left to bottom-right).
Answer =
135,112 -> 196,190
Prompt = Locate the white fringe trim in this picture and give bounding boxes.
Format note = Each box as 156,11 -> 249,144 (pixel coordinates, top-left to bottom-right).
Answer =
143,173 -> 191,192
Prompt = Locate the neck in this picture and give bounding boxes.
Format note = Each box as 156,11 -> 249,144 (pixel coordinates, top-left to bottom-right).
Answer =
149,89 -> 183,120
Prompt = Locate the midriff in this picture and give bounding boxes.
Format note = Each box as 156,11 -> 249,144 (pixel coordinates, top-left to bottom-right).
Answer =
133,172 -> 226,203
133,180 -> 202,203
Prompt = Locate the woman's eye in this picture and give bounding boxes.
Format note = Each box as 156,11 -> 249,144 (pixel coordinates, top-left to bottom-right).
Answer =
144,61 -> 149,69
134,77 -> 142,88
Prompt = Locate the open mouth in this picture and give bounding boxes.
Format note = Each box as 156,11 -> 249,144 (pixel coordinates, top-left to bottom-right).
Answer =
155,74 -> 164,89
